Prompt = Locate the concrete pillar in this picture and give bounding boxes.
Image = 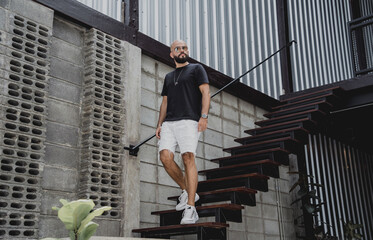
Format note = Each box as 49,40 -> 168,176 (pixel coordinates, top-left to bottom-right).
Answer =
120,41 -> 142,237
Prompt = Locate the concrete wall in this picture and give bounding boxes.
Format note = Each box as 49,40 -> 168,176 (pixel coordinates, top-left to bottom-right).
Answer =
138,55 -> 296,239
0,0 -> 296,239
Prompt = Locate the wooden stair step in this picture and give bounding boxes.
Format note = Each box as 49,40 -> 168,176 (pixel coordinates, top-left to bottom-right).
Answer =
255,109 -> 327,127
279,86 -> 342,103
263,100 -> 332,118
152,204 -> 244,226
132,222 -> 229,239
223,137 -> 300,155
273,92 -> 340,110
245,117 -> 317,136
211,147 -> 290,166
197,173 -> 269,192
168,187 -> 257,206
199,159 -> 280,179
235,127 -> 309,145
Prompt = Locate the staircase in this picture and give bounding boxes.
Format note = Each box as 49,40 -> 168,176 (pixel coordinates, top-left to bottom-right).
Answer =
133,87 -> 344,239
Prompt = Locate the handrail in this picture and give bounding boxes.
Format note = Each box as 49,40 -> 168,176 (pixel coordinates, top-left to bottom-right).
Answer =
124,40 -> 297,156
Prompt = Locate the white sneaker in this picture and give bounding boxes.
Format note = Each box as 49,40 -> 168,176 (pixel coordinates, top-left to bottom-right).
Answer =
180,205 -> 199,224
176,190 -> 200,211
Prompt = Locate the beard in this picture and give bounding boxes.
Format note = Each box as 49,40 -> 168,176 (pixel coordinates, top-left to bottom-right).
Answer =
174,53 -> 189,63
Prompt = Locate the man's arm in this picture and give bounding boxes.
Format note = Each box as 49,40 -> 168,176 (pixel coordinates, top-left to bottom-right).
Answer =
156,96 -> 168,139
198,83 -> 210,132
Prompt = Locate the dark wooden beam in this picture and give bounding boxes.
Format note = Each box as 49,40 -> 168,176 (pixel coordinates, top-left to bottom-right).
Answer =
276,0 -> 293,94
33,0 -> 137,44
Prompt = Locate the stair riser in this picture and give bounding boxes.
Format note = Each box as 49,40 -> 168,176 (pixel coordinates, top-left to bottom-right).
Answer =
265,102 -> 331,118
198,177 -> 268,192
247,121 -> 316,136
229,142 -> 285,155
238,131 -> 293,144
282,88 -> 344,104
275,95 -> 340,111
218,151 -> 289,167
159,208 -> 242,226
205,164 -> 279,179
198,227 -> 227,240
198,191 -> 256,206
238,130 -> 308,145
229,140 -> 301,156
256,111 -> 325,127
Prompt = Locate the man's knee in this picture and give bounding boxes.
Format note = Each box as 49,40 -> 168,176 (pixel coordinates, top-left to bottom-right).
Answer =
160,150 -> 174,165
182,152 -> 195,164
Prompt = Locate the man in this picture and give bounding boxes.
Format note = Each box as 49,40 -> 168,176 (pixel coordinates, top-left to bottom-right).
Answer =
156,40 -> 210,224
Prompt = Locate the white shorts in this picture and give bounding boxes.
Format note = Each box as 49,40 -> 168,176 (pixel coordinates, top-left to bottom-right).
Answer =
158,120 -> 201,155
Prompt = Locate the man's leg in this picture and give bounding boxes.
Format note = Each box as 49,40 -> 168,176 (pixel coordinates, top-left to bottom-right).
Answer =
182,152 -> 198,206
159,149 -> 187,190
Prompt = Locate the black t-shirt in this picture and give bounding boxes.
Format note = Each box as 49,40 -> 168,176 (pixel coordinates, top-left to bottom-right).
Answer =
161,63 -> 209,122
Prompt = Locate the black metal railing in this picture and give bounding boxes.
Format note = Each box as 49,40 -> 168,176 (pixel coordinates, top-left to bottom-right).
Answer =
124,40 -> 297,156
349,14 -> 373,76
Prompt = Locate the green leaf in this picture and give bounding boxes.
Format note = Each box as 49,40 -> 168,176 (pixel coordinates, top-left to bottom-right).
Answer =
78,222 -> 98,240
52,206 -> 60,211
58,199 -> 95,230
60,199 -> 69,206
78,206 -> 111,233
69,230 -> 76,240
351,223 -> 363,230
353,233 -> 363,239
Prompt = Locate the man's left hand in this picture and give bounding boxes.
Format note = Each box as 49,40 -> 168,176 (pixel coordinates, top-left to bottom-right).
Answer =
198,118 -> 208,132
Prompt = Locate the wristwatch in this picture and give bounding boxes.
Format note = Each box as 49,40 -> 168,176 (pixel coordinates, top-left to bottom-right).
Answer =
201,113 -> 208,119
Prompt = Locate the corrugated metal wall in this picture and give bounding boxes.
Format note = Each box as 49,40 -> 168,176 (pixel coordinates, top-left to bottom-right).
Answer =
139,0 -> 283,99
305,134 -> 373,239
359,0 -> 373,17
288,0 -> 354,92
76,0 -> 122,21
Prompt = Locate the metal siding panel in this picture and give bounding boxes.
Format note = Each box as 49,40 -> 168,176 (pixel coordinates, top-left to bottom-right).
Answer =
305,135 -> 373,238
318,134 -> 332,235
288,0 -> 353,93
332,138 -> 346,236
323,136 -> 338,236
365,153 -> 373,232
351,148 -> 367,238
76,0 -> 122,21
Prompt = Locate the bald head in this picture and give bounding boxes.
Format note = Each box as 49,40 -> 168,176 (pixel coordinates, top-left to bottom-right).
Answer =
170,40 -> 187,51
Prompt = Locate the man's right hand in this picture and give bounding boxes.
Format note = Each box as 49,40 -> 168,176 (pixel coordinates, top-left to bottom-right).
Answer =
156,126 -> 161,139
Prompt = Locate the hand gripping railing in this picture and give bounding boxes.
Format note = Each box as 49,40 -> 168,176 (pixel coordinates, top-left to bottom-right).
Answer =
124,40 -> 297,156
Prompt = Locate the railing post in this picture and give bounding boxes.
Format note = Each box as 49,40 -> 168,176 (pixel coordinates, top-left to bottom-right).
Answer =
276,0 -> 293,95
